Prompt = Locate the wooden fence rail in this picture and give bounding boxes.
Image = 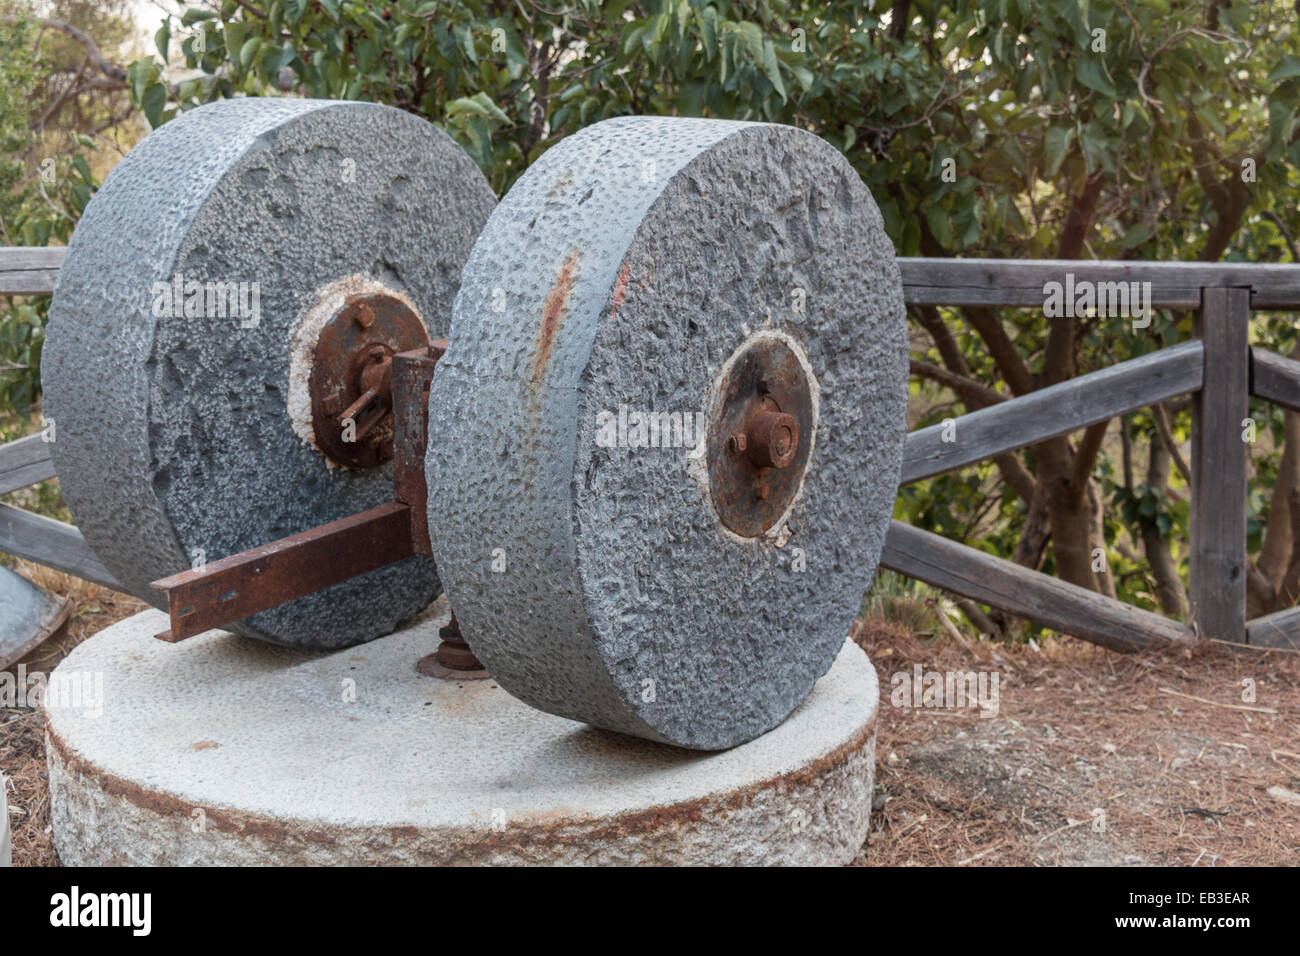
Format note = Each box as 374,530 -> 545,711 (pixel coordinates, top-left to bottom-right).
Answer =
3,249 -> 1300,651
0,246 -> 64,296
901,341 -> 1205,485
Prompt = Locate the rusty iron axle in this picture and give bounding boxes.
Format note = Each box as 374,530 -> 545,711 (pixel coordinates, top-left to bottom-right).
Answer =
148,331 -> 812,665
309,293 -> 430,469
151,338 -> 481,672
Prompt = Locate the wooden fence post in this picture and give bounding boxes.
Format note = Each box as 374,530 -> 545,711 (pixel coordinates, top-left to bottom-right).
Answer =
1190,287 -> 1250,642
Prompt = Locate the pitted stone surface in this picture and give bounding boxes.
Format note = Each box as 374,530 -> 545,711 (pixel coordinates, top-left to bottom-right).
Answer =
46,607 -> 878,866
427,116 -> 906,749
43,98 -> 495,648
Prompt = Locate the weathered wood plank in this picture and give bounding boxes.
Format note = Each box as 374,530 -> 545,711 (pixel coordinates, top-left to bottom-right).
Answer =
0,246 -> 63,296
899,258 -> 1300,309
1250,347 -> 1300,414
1244,607 -> 1300,651
903,341 -> 1203,485
0,504 -> 120,590
11,249 -> 1300,307
880,520 -> 1194,652
1191,288 -> 1249,643
0,433 -> 55,496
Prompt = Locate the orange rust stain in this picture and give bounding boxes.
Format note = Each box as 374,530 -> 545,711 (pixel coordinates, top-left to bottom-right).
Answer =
531,249 -> 581,381
610,262 -> 631,318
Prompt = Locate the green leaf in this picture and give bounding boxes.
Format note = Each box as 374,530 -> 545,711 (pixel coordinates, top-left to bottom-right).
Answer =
446,92 -> 510,123
357,37 -> 378,74
761,40 -> 786,102
1117,223 -> 1153,250
735,21 -> 764,63
224,22 -> 248,63
154,23 -> 171,61
180,9 -> 218,25
126,58 -> 156,106
1043,125 -> 1075,178
285,0 -> 309,26
1268,55 -> 1300,84
925,204 -> 954,248
1267,93 -> 1297,160
141,82 -> 168,127
622,23 -> 648,56
239,36 -> 262,72
698,6 -> 718,55
1074,57 -> 1116,98
455,25 -> 477,64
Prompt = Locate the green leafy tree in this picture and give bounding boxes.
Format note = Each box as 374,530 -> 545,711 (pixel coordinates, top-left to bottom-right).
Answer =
0,3 -> 116,416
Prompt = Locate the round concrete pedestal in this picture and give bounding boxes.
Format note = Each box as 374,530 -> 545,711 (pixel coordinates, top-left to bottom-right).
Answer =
46,600 -> 878,865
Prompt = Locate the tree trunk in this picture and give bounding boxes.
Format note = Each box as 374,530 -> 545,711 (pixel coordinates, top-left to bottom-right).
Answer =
1140,434 -> 1190,617
1087,479 -> 1117,599
1252,344 -> 1300,616
1039,439 -> 1099,590
1012,484 -> 1052,570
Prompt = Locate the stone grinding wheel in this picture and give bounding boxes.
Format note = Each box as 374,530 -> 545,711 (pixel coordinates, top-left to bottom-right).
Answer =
426,116 -> 906,749
43,98 -> 496,648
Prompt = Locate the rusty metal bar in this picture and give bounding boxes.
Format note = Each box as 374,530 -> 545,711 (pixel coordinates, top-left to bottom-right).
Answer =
392,339 -> 446,557
151,502 -> 415,643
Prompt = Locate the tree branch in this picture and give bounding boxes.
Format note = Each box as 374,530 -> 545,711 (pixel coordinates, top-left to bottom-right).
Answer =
3,16 -> 127,84
912,304 -> 970,377
232,0 -> 267,18
1070,419 -> 1111,489
1152,401 -> 1192,485
909,358 -> 1007,408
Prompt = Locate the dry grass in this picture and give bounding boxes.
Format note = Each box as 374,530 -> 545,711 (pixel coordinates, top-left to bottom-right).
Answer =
2,562 -> 143,867
852,618 -> 1300,866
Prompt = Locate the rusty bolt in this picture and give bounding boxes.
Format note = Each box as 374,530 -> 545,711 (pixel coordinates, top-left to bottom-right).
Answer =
354,303 -> 376,329
357,347 -> 393,396
746,409 -> 799,469
436,639 -> 483,671
435,611 -> 483,672
728,432 -> 748,454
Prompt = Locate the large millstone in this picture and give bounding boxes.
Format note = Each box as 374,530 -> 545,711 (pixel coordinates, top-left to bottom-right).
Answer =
426,116 -> 906,749
43,98 -> 495,648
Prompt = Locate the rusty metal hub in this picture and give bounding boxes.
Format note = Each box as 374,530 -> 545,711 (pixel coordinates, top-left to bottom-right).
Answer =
707,336 -> 815,537
309,293 -> 429,468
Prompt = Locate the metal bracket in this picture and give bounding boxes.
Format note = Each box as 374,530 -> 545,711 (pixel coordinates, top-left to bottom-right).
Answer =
392,339 -> 446,557
152,503 -> 415,643
150,341 -> 448,642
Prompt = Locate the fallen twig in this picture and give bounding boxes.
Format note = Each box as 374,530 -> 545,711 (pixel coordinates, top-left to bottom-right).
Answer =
1157,687 -> 1277,714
